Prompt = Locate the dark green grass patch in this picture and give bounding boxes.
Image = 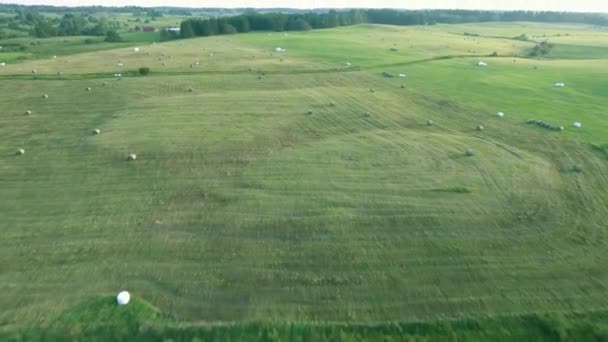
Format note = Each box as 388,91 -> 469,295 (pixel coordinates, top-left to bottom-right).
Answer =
3,311 -> 608,341
54,296 -> 161,326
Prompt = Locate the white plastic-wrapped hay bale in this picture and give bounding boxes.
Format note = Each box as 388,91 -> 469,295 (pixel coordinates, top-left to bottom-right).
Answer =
92,129 -> 101,135
573,122 -> 582,128
497,112 -> 504,118
133,47 -> 140,52
25,110 -> 32,115
116,291 -> 130,305
477,61 -> 487,67
42,94 -> 49,99
127,154 -> 137,161
555,82 -> 565,87
86,87 -> 91,91
16,148 -> 25,156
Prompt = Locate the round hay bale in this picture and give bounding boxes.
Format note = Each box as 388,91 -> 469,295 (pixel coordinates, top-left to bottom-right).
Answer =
188,87 -> 194,92
127,153 -> 137,161
102,82 -> 107,86
92,128 -> 101,135
400,84 -> 405,89
573,164 -> 583,173
32,69 -> 36,74
427,120 -> 434,126
42,94 -> 48,99
57,71 -> 63,76
25,110 -> 32,115
16,148 -> 25,156
329,101 -> 335,107
86,87 -> 91,91
465,148 -> 475,156
363,111 -> 371,117
476,125 -> 484,131
370,88 -> 375,93
559,126 -> 565,131
116,291 -> 130,305
307,109 -> 313,114
257,76 -> 263,80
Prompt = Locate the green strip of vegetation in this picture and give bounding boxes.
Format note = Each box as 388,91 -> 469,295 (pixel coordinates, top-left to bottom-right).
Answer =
3,311 -> 608,341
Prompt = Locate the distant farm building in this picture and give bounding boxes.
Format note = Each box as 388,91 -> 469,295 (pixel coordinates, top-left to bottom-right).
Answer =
135,26 -> 156,32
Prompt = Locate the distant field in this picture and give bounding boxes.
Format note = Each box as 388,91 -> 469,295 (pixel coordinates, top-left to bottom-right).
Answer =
1,22 -> 607,339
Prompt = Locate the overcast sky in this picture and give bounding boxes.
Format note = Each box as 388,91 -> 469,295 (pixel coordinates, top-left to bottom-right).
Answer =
2,0 -> 608,12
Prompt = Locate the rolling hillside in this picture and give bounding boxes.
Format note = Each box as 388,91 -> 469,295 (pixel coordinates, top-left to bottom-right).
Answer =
1,22 -> 608,339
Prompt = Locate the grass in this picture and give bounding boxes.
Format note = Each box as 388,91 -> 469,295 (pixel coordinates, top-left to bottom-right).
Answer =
0,36 -> 149,63
0,22 -> 608,338
3,310 -> 608,341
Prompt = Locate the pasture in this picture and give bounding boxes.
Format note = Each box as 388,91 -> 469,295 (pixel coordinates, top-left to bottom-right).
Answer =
1,22 -> 608,339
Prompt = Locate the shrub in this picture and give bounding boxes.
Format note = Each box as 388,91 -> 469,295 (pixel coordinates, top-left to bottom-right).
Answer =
105,30 -> 122,42
138,67 -> 151,76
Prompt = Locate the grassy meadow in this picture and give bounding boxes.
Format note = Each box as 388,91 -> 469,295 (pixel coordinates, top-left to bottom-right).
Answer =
1,22 -> 608,339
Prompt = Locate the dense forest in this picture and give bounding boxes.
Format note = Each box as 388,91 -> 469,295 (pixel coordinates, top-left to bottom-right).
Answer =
179,10 -> 367,37
179,9 -> 608,38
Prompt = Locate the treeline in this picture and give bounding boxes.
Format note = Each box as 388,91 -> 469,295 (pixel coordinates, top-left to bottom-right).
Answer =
180,10 -> 366,37
365,9 -> 608,26
26,13 -> 123,39
179,9 -> 608,39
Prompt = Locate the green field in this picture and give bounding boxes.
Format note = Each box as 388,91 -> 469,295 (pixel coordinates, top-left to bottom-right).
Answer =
1,22 -> 608,339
